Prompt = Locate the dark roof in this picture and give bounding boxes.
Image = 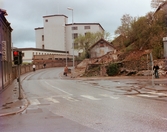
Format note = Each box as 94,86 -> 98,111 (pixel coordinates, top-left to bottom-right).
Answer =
0,9 -> 7,15
43,14 -> 68,18
89,38 -> 115,50
0,8 -> 12,31
66,23 -> 104,31
13,48 -> 67,53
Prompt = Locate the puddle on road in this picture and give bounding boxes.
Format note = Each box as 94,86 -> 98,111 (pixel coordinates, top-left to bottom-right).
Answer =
90,83 -> 99,86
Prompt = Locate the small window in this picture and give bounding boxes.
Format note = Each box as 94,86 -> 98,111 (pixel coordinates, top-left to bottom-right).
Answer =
100,44 -> 104,47
45,19 -> 48,22
84,26 -> 90,29
42,35 -> 44,41
72,26 -> 78,30
74,43 -> 78,48
42,44 -> 44,49
85,32 -> 89,36
72,33 -> 78,39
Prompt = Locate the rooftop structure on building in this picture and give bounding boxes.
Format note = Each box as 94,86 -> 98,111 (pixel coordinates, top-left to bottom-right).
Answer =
35,14 -> 105,57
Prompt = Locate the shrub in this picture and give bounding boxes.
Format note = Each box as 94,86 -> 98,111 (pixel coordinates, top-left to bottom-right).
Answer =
106,63 -> 119,76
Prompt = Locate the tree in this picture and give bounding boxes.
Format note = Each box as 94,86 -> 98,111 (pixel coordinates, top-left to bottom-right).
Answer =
74,31 -> 111,58
151,0 -> 166,9
113,10 -> 166,59
115,14 -> 134,37
115,14 -> 135,48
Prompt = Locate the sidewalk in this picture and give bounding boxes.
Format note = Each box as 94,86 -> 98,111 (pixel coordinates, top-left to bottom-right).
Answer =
0,73 -> 166,117
0,75 -> 29,117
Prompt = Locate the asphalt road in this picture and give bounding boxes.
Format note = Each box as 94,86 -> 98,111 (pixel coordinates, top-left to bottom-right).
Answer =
0,67 -> 167,132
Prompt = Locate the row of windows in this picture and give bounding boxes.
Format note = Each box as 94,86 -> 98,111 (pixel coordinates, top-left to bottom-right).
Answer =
72,32 -> 89,39
33,52 -> 55,55
72,26 -> 90,30
41,32 -> 89,41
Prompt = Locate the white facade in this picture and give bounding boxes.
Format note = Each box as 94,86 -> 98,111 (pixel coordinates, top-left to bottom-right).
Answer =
35,14 -> 104,56
15,48 -> 68,63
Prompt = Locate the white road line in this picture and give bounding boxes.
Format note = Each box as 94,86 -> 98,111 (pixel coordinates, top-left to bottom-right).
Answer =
44,81 -> 73,96
29,99 -> 40,105
137,94 -> 158,98
81,95 -> 101,100
127,95 -> 134,98
45,97 -> 59,103
63,96 -> 79,102
146,92 -> 167,96
99,94 -> 119,99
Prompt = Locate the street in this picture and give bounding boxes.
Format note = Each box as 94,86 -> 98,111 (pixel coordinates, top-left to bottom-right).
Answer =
0,67 -> 167,132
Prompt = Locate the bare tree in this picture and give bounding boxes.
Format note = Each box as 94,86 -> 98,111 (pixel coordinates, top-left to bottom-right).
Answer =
115,14 -> 134,37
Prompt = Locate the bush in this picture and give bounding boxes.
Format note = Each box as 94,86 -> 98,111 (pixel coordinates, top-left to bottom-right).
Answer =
106,63 -> 119,76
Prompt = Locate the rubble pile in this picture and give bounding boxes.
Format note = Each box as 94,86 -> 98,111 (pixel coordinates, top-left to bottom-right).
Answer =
73,50 -> 167,78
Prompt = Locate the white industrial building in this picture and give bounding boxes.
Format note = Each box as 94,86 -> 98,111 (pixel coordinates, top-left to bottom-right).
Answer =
35,14 -> 104,56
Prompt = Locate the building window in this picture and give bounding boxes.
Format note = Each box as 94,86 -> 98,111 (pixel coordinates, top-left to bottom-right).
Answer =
42,35 -> 44,41
74,43 -> 78,48
84,26 -> 90,29
45,19 -> 48,22
42,44 -> 44,49
72,33 -> 78,39
72,26 -> 78,30
85,32 -> 90,36
100,40 -> 104,47
100,43 -> 104,47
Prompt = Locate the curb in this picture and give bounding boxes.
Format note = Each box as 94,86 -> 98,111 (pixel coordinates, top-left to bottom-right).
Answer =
0,98 -> 29,117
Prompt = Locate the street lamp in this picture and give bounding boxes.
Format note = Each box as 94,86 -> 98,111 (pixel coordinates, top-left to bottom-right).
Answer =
67,7 -> 74,69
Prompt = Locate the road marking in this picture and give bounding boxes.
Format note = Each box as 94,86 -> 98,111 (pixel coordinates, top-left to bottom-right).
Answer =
44,81 -> 72,96
45,97 -> 59,103
81,95 -> 101,100
137,94 -> 158,98
29,99 -> 40,105
146,92 -> 167,96
63,96 -> 79,102
127,95 -> 134,98
99,94 -> 119,99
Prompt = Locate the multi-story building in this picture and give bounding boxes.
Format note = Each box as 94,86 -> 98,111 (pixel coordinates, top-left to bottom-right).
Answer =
0,9 -> 13,90
35,14 -> 104,56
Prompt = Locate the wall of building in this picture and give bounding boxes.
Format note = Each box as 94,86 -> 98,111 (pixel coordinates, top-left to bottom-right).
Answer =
90,43 -> 115,58
35,15 -> 105,57
43,15 -> 67,51
35,28 -> 44,49
65,24 -> 104,56
0,9 -> 13,91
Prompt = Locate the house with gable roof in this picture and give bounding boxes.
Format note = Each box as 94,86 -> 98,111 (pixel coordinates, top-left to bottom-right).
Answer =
88,38 -> 116,58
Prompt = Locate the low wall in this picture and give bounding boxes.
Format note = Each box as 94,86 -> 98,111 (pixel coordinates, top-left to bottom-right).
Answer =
12,60 -> 74,80
0,60 -> 79,93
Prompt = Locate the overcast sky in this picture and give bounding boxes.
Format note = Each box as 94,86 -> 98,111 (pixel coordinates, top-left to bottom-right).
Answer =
1,0 -> 153,48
